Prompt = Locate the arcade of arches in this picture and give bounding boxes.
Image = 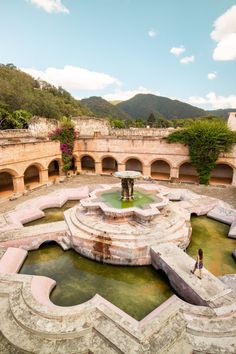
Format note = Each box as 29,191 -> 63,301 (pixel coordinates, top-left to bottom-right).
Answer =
1,155 -> 235,198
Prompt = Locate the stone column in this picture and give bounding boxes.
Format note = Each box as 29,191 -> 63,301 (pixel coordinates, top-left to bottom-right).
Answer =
170,167 -> 179,179
143,165 -> 151,177
13,176 -> 25,194
118,163 -> 126,172
95,161 -> 102,174
232,168 -> 236,186
76,159 -> 81,173
40,169 -> 49,184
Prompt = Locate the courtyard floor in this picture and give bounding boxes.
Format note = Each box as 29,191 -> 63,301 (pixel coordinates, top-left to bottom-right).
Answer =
0,174 -> 236,213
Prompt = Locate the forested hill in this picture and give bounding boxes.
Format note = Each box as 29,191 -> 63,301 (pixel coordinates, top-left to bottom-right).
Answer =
116,94 -> 206,120
81,96 -> 132,120
0,64 -> 91,119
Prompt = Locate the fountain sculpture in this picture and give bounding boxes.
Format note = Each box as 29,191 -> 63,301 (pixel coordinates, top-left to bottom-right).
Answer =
114,171 -> 142,200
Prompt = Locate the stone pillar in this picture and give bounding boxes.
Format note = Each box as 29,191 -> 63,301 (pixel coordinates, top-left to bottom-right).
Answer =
76,159 -> 81,173
170,167 -> 179,179
13,176 -> 25,194
40,169 -> 49,184
95,162 -> 102,174
118,163 -> 126,172
232,168 -> 236,186
143,165 -> 151,177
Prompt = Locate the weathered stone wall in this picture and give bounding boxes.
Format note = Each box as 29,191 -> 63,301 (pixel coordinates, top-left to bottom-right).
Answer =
110,127 -> 175,137
28,116 -> 59,137
228,112 -> 236,131
72,116 -> 110,136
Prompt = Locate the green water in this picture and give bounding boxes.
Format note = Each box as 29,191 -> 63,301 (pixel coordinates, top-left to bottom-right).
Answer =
101,190 -> 159,209
187,216 -> 235,276
24,200 -> 78,226
19,215 -> 235,320
19,243 -> 173,320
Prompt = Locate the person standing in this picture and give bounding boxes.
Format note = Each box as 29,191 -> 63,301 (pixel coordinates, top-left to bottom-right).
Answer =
191,249 -> 203,279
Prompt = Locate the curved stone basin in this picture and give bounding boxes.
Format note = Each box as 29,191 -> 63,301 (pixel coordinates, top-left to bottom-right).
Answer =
19,242 -> 174,320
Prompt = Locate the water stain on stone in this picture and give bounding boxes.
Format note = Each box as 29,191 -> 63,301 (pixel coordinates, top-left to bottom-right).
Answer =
93,233 -> 112,261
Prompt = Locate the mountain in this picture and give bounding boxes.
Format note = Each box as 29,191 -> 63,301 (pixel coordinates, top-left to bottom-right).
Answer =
81,96 -> 132,120
117,94 -> 206,120
206,109 -> 236,119
0,64 -> 90,120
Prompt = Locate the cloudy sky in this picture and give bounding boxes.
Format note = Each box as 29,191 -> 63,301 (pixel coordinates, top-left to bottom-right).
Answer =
0,0 -> 236,109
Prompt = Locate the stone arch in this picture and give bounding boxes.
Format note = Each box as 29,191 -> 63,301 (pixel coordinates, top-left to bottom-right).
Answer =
0,168 -> 18,197
210,163 -> 233,185
48,159 -> 60,179
102,156 -> 118,173
151,160 -> 171,180
81,155 -> 95,172
179,162 -> 199,183
24,164 -> 42,188
125,158 -> 143,173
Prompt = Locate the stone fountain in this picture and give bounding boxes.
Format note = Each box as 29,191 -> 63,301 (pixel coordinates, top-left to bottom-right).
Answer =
64,173 -> 191,265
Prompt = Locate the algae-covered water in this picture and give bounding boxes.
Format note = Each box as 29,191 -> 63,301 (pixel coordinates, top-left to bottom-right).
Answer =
24,200 -> 78,226
187,216 -> 235,276
20,213 -> 235,320
101,189 -> 160,209
19,243 -> 173,320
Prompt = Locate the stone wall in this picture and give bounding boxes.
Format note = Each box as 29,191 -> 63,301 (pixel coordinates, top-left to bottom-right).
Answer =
228,112 -> 236,131
72,116 -> 110,136
110,127 -> 175,137
28,116 -> 59,137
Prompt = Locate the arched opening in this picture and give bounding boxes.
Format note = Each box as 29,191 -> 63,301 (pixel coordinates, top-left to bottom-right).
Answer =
125,158 -> 143,173
210,164 -> 233,185
0,171 -> 15,197
179,162 -> 199,183
102,157 -> 118,173
24,165 -> 40,189
48,160 -> 60,179
81,155 -> 95,172
151,160 -> 170,180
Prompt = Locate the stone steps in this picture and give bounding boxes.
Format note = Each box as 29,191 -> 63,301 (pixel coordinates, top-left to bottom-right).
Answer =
186,333 -> 236,353
69,207 -> 188,244
93,315 -> 139,353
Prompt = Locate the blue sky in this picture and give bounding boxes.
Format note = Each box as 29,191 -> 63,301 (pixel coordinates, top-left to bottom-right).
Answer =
0,0 -> 236,109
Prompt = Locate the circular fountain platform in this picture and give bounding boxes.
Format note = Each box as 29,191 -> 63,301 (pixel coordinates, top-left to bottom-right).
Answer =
64,184 -> 192,265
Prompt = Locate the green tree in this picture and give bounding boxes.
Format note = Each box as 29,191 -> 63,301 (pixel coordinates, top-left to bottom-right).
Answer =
147,113 -> 156,127
166,120 -> 236,184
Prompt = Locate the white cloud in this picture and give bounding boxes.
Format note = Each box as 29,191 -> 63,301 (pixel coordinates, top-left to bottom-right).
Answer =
27,0 -> 69,14
21,65 -> 121,91
213,33 -> 236,61
148,30 -> 157,38
188,92 -> 236,109
180,55 -> 195,64
211,5 -> 236,61
207,72 -> 217,80
103,86 -> 160,101
170,46 -> 185,56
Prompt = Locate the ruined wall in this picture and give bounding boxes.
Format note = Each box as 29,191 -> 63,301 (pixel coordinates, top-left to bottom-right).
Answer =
72,116 -> 110,136
110,127 -> 175,137
28,117 -> 59,137
227,112 -> 236,131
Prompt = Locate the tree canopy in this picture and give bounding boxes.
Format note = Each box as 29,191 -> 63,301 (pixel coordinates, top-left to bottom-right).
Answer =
0,64 -> 91,124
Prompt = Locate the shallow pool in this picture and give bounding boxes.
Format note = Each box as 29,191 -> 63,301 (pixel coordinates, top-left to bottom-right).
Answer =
187,216 -> 235,276
19,215 -> 235,320
19,243 -> 173,320
24,200 -> 78,226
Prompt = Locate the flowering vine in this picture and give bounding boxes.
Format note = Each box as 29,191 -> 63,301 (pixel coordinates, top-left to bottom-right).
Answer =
49,118 -> 78,173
